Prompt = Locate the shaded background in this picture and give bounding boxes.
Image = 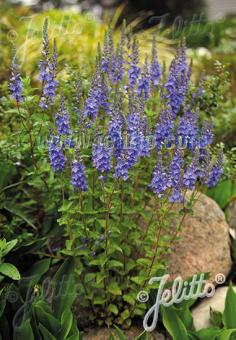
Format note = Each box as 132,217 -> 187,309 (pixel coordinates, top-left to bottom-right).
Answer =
3,0 -> 236,23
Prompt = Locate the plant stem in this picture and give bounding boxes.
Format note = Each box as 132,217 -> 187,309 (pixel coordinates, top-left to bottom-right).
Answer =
119,180 -> 124,223
16,102 -> 49,191
79,191 -> 89,239
101,183 -> 115,310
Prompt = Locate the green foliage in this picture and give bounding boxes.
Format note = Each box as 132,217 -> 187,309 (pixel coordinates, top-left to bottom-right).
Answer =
0,257 -> 81,339
0,239 -> 20,281
207,180 -> 236,209
0,4 -> 235,337
161,284 -> 236,340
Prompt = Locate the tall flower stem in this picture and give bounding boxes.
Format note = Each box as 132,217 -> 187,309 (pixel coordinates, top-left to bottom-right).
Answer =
79,191 -> 89,240
119,180 -> 124,223
17,103 -> 36,168
101,182 -> 115,310
17,102 -> 49,190
169,190 -> 200,248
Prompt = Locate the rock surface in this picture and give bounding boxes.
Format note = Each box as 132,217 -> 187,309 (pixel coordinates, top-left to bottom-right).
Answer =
226,200 -> 236,230
191,286 -> 236,330
165,192 -> 232,282
84,327 -> 166,339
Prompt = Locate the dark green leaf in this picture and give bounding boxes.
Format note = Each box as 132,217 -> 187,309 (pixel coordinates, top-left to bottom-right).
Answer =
60,308 -> 73,339
13,319 -> 34,340
161,306 -> 189,340
223,284 -> 236,328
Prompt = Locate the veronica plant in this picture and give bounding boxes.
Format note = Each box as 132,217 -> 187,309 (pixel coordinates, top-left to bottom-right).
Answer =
9,21 -> 223,329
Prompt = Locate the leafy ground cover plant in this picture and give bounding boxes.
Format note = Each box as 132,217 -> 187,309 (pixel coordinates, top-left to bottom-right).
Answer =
2,18 -> 225,333
161,283 -> 236,340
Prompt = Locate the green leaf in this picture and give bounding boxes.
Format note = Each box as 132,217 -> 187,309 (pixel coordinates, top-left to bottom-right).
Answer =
210,308 -> 223,328
23,259 -> 51,286
123,294 -> 136,306
194,327 -> 220,340
113,325 -> 127,340
38,323 -> 57,340
130,276 -> 146,286
207,180 -> 236,209
161,306 -> 189,340
108,304 -> 119,315
3,206 -> 37,231
52,257 -> 76,318
13,319 -> 34,340
108,260 -> 124,269
223,284 -> 236,328
175,306 -> 195,331
0,288 -> 7,318
136,258 -> 151,267
0,163 -> 17,191
2,239 -> 18,257
0,263 -> 20,280
89,253 -> 107,267
108,244 -> 123,255
34,301 -> 61,335
60,308 -> 73,339
108,281 -> 122,296
217,329 -> 236,340
120,309 -> 130,321
93,296 -> 107,305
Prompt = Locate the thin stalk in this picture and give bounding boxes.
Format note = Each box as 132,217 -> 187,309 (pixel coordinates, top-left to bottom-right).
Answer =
17,102 -> 49,191
119,180 -> 124,223
79,190 -> 89,239
101,183 -> 115,310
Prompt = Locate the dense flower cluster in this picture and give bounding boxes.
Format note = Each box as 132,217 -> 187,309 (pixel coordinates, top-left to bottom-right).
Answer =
92,143 -> 112,173
48,135 -> 66,172
9,54 -> 23,103
45,30 -> 223,197
55,95 -> 70,135
39,20 -> 58,109
205,153 -> 224,188
10,24 -> 222,197
71,159 -> 87,191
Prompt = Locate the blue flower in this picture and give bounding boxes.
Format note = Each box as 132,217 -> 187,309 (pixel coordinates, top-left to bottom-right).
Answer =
150,37 -> 162,87
84,68 -> 110,122
150,158 -> 168,197
114,155 -> 129,181
39,36 -> 58,109
92,143 -> 112,173
128,37 -> 141,88
168,149 -> 183,188
205,153 -> 223,188
182,161 -> 197,190
48,135 -> 66,172
110,46 -> 124,84
9,54 -> 23,103
169,189 -> 185,203
162,44 -> 191,117
55,95 -> 70,135
71,159 -> 87,191
137,58 -> 151,100
198,122 -> 213,149
131,132 -> 150,158
108,114 -> 123,154
176,110 -> 198,150
155,108 -> 174,150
